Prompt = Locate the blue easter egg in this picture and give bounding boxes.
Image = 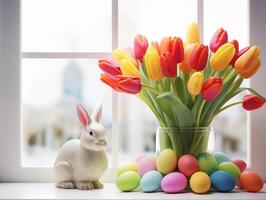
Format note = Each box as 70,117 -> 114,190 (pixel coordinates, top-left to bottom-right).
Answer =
214,152 -> 231,165
140,170 -> 163,192
210,171 -> 236,192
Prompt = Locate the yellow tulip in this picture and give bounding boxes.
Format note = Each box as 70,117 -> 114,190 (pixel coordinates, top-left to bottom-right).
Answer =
235,46 -> 261,78
210,43 -> 235,72
112,48 -> 138,66
144,45 -> 164,81
186,22 -> 201,44
187,72 -> 204,95
120,58 -> 140,77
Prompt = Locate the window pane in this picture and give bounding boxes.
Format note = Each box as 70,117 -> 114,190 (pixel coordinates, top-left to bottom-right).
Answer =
22,59 -> 112,166
22,0 -> 112,52
118,0 -> 197,163
118,0 -> 197,47
204,0 -> 249,160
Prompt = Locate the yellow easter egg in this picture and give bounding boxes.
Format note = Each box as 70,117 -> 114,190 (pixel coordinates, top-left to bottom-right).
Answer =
156,149 -> 177,174
190,171 -> 211,194
117,162 -> 138,177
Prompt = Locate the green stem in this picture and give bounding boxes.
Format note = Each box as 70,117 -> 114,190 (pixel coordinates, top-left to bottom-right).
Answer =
196,100 -> 206,127
209,101 -> 243,122
142,84 -> 160,95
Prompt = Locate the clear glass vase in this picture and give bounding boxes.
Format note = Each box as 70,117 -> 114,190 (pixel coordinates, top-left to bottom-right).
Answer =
156,127 -> 214,158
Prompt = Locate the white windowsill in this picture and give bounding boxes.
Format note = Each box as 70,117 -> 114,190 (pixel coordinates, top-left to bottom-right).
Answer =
0,183 -> 265,199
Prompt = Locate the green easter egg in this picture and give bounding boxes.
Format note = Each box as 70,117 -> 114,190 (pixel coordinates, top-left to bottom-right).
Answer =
116,171 -> 141,192
117,162 -> 138,177
197,152 -> 217,175
156,149 -> 177,174
217,162 -> 241,180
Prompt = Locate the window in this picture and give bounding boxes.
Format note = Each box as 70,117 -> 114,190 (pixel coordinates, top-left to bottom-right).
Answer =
0,0 -> 266,182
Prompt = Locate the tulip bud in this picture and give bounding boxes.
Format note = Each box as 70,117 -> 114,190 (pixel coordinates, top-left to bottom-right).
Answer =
120,58 -> 140,77
179,43 -> 198,73
186,22 -> 201,44
201,77 -> 223,102
187,72 -> 204,95
242,94 -> 265,111
144,45 -> 164,81
134,34 -> 148,61
98,59 -> 121,78
190,44 -> 209,71
159,37 -> 171,55
100,73 -> 141,94
210,43 -> 235,72
112,48 -> 138,66
172,37 -> 184,63
210,28 -> 228,52
235,46 -> 261,78
229,40 -> 239,66
160,51 -> 177,77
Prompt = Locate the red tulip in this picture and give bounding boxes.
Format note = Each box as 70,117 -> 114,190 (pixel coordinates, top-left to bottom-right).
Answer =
171,37 -> 184,63
158,37 -> 184,77
98,59 -> 121,78
159,37 -> 184,63
210,28 -> 228,52
242,94 -> 265,111
134,34 -> 148,61
100,73 -> 141,94
160,51 -> 177,77
229,40 -> 239,66
190,44 -> 209,71
201,77 -> 223,102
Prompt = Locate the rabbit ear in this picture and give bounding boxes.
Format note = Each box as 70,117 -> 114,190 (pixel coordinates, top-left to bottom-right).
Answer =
76,104 -> 92,126
92,102 -> 103,123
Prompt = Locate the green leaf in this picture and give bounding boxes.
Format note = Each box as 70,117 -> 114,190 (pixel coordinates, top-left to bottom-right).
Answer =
172,77 -> 186,104
156,92 -> 194,127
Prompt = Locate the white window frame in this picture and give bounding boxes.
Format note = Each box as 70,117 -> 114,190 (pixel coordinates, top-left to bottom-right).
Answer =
0,0 -> 265,182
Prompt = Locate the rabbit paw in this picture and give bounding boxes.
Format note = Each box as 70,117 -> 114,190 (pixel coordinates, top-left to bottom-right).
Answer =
56,181 -> 75,189
92,180 -> 104,189
75,181 -> 94,190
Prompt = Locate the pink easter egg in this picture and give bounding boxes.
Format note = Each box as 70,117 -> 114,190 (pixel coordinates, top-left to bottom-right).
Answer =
232,159 -> 247,173
137,157 -> 156,176
161,172 -> 187,193
135,154 -> 149,163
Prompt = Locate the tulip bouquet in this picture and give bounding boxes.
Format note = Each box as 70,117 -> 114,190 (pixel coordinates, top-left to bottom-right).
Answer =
98,23 -> 266,157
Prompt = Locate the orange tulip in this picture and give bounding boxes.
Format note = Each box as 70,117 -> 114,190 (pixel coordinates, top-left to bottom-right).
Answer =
179,43 -> 198,73
235,46 -> 261,78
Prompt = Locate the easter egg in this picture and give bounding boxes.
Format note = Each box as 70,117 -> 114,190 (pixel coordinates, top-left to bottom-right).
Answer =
210,171 -> 236,192
239,171 -> 264,192
232,159 -> 247,173
161,172 -> 187,193
117,162 -> 138,177
217,162 -> 241,180
116,171 -> 141,192
140,170 -> 163,192
190,171 -> 211,194
135,154 -> 149,163
197,152 -> 217,174
156,149 -> 177,174
214,152 -> 231,164
138,157 -> 156,176
178,154 -> 199,177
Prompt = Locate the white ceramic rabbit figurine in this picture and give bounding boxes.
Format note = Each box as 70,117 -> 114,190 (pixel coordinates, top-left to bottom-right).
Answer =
54,103 -> 108,190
